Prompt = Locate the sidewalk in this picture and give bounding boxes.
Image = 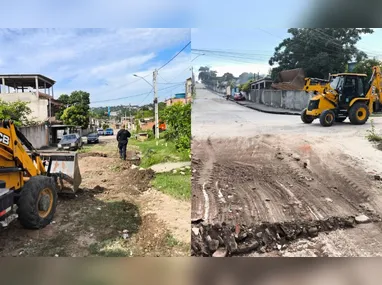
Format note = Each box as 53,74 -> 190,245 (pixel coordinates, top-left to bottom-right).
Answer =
235,101 -> 301,116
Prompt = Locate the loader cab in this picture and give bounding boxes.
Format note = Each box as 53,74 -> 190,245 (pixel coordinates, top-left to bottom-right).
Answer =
329,73 -> 367,109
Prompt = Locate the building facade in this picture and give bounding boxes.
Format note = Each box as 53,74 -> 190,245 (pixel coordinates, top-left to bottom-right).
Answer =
0,74 -> 61,122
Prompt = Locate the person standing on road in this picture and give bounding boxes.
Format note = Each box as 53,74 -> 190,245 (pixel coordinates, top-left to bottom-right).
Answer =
116,125 -> 131,160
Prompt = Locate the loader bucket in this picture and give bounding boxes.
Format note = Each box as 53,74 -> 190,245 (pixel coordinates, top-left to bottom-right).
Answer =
39,151 -> 82,194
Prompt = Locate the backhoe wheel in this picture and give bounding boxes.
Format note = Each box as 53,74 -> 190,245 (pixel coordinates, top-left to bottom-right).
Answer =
335,117 -> 346,123
319,110 -> 335,127
349,103 -> 370,125
17,176 -> 58,229
301,108 -> 314,124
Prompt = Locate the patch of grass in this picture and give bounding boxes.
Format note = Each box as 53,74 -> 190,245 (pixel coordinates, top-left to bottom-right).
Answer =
366,119 -> 382,142
89,239 -> 132,257
152,168 -> 191,200
129,138 -> 190,168
165,233 -> 180,247
371,113 -> 382,117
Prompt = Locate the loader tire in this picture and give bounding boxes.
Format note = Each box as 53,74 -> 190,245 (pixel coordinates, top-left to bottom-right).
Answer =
349,103 -> 369,125
301,108 -> 314,124
319,109 -> 335,127
17,176 -> 58,229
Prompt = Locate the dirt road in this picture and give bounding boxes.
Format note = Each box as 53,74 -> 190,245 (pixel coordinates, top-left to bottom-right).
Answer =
191,84 -> 382,256
0,140 -> 189,257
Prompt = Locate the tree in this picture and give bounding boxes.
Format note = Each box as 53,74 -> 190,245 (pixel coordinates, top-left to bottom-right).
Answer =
222,72 -> 235,82
240,80 -> 254,93
353,58 -> 382,79
162,102 -> 191,151
269,28 -> 374,80
0,100 -> 33,126
58,90 -> 91,128
198,66 -> 210,82
198,66 -> 217,87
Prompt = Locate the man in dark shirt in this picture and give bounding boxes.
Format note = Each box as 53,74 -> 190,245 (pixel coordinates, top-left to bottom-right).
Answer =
116,125 -> 131,160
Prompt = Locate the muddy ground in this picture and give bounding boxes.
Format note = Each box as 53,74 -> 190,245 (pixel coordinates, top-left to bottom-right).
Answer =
191,135 -> 382,256
0,141 -> 189,257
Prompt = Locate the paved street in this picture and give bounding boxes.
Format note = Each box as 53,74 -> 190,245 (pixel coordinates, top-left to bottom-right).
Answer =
191,84 -> 382,257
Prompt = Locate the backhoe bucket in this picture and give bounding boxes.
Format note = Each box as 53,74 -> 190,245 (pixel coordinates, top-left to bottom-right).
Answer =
39,151 -> 82,194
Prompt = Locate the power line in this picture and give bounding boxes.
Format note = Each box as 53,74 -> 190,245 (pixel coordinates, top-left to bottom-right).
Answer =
158,41 -> 191,70
91,83 -> 183,104
158,73 -> 170,84
137,88 -> 154,106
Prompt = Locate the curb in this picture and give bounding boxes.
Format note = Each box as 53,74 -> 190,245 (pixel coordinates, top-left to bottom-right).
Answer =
236,102 -> 300,116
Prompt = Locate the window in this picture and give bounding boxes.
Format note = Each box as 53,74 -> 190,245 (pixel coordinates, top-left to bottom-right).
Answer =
357,78 -> 364,96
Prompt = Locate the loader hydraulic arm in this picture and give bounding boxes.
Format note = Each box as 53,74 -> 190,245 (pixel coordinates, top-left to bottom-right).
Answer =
0,120 -> 46,178
303,77 -> 331,94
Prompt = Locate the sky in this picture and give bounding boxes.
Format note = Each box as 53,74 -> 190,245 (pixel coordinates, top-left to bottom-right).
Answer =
0,29 -> 191,107
191,28 -> 382,78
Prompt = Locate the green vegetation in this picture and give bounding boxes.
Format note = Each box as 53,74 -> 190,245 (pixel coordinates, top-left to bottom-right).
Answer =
58,90 -> 91,128
129,138 -> 189,168
0,99 -> 35,126
269,28 -> 373,80
353,58 -> 382,78
366,119 -> 382,142
162,102 -> 191,151
102,123 -> 109,129
152,168 -> 191,200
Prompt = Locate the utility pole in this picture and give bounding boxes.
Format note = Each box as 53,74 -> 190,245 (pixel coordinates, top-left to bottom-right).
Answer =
129,103 -> 132,130
153,69 -> 159,139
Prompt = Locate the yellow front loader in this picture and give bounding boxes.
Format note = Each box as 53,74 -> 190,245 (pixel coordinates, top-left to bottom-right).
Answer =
301,66 -> 382,127
0,120 -> 81,229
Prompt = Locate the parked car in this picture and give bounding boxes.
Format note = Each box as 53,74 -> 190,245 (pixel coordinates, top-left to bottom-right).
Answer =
97,128 -> 104,136
104,128 -> 114,136
57,133 -> 83,151
234,92 -> 245,101
87,133 -> 99,144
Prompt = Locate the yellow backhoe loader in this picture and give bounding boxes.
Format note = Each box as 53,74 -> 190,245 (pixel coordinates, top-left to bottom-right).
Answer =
301,66 -> 382,127
0,120 -> 81,229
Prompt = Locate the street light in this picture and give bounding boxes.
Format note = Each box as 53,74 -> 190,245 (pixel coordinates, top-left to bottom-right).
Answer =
133,73 -> 159,139
133,74 -> 153,88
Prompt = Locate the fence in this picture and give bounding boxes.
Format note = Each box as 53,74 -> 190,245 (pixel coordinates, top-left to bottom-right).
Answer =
248,89 -> 313,111
19,125 -> 49,149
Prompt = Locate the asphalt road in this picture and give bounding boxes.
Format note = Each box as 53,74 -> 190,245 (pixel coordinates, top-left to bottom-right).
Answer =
192,83 -> 379,139
191,83 -> 382,257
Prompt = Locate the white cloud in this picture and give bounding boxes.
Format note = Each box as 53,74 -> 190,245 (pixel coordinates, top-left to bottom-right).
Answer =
0,28 -> 191,106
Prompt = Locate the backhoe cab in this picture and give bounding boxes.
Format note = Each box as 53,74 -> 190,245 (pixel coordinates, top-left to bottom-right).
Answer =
301,66 -> 382,127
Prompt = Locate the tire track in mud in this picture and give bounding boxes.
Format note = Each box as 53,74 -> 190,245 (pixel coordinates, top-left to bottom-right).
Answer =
191,135 -> 382,256
191,138 -> 217,222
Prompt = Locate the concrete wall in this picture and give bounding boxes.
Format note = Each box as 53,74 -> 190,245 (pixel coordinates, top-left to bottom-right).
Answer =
249,89 -> 312,111
1,92 -> 48,122
19,125 -> 49,149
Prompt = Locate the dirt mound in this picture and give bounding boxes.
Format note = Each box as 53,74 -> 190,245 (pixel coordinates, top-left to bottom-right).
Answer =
116,168 -> 155,193
79,152 -> 108,158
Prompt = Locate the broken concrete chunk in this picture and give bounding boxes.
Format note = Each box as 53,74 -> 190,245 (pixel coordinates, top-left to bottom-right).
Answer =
192,227 -> 200,236
355,214 -> 370,224
226,236 -> 238,253
307,226 -> 318,237
212,248 -> 227,257
208,239 -> 220,252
